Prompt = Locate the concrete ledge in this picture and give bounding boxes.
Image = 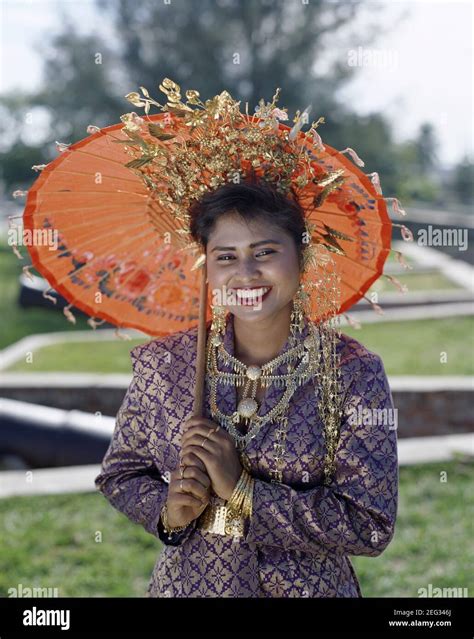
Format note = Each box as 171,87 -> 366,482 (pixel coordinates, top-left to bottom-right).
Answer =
0,374 -> 132,415
0,432 -> 472,498
0,398 -> 115,467
396,433 -> 474,465
399,242 -> 474,291
0,373 -> 132,387
0,375 -> 473,438
0,464 -> 102,497
353,289 -> 473,307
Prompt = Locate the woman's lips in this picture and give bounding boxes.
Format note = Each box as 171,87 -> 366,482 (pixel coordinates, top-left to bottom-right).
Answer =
234,286 -> 273,306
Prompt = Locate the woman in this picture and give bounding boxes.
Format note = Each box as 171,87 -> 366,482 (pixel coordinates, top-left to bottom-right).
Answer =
94,178 -> 398,598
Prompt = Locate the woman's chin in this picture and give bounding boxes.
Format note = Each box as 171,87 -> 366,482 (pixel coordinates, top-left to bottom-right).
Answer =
231,302 -> 282,322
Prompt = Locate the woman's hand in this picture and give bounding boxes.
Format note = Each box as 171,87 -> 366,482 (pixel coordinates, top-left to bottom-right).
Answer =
180,417 -> 242,501
165,462 -> 212,529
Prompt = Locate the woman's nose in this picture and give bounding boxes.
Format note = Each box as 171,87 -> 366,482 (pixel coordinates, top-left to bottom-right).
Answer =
235,257 -> 262,279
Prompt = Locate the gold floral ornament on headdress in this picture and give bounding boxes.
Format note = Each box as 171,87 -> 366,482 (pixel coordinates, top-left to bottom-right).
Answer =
118,78 -> 354,272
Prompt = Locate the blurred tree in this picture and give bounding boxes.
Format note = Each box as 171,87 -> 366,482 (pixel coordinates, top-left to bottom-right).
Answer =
0,142 -> 48,187
450,156 -> 474,206
329,111 -> 401,196
0,20 -> 121,193
94,0 -> 365,119
391,125 -> 441,203
13,23 -> 121,146
414,123 -> 438,176
0,0 -> 416,210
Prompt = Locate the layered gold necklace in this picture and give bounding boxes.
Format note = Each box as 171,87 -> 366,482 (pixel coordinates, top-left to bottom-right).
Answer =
206,315 -> 321,454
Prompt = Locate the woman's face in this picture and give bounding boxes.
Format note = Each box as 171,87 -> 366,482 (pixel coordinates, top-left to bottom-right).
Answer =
206,212 -> 301,323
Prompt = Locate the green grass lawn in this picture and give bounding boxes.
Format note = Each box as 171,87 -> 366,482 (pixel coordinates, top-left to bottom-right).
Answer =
0,460 -> 472,597
5,317 -> 474,375
4,339 -> 146,374
352,460 -> 474,597
342,316 -> 474,375
368,270 -> 461,293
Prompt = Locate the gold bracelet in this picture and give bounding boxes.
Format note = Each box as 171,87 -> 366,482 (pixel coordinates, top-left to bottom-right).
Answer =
160,503 -> 189,539
224,469 -> 254,535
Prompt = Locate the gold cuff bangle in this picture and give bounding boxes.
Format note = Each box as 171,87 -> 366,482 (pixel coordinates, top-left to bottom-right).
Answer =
196,469 -> 254,538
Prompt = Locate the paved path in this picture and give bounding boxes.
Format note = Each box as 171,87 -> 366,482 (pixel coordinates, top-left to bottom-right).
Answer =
398,242 -> 474,292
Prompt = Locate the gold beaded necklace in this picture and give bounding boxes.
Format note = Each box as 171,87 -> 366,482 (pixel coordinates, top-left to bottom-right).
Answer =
206,314 -> 322,467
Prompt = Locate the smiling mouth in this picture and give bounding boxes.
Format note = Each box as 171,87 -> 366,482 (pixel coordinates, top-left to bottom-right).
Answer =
232,286 -> 273,305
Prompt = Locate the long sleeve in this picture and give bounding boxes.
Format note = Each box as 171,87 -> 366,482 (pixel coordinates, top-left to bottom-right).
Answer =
244,352 -> 398,557
94,347 -> 196,545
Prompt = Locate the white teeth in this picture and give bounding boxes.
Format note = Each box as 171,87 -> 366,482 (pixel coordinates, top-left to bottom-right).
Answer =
235,287 -> 270,299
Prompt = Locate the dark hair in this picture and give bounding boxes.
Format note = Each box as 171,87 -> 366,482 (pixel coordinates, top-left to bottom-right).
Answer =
188,177 -> 307,272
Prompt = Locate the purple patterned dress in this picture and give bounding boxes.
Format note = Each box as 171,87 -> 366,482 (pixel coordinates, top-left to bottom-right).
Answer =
94,313 -> 398,597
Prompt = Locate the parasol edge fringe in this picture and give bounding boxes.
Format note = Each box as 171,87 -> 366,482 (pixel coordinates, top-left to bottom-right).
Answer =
391,249 -> 413,270
384,197 -> 407,216
343,313 -> 362,330
22,265 -> 34,281
87,317 -> 107,330
362,295 -> 385,316
392,223 -> 414,242
10,243 -> 24,260
63,304 -> 76,324
383,273 -> 408,294
114,327 -> 131,341
42,288 -> 57,304
339,147 -> 365,167
366,171 -> 382,195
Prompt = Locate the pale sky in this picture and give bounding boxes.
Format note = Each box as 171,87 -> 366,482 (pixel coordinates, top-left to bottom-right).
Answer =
0,0 -> 472,168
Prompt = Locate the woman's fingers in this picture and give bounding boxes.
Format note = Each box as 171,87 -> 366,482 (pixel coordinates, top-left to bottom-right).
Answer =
180,450 -> 207,473
172,476 -> 208,502
171,492 -> 204,509
183,417 -> 218,430
182,464 -> 211,490
181,435 -> 220,456
181,422 -> 221,446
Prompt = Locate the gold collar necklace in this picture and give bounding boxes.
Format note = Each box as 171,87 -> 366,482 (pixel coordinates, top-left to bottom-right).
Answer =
206,316 -> 321,451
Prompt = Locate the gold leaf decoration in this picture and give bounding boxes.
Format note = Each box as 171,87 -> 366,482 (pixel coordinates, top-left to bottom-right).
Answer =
323,224 -> 354,243
119,77 -> 350,251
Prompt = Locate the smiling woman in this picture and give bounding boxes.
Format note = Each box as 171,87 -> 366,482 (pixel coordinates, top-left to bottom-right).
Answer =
189,177 -> 306,363
95,176 -> 399,598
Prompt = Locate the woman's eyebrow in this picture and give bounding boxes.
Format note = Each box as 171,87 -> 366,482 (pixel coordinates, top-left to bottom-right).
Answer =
211,239 -> 283,252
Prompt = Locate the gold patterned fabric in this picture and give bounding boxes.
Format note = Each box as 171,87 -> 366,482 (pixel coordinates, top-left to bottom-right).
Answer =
95,314 -> 398,597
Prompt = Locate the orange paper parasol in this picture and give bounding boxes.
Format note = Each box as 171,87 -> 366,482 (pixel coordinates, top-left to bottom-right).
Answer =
12,81 -> 411,416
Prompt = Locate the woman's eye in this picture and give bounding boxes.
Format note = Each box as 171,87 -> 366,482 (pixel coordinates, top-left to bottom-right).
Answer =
217,250 -> 275,262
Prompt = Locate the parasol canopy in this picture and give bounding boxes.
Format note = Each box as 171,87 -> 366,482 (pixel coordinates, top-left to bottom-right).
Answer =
15,110 -> 401,337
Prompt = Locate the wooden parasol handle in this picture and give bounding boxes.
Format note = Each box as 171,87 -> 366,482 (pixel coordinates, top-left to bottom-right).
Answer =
192,262 -> 208,417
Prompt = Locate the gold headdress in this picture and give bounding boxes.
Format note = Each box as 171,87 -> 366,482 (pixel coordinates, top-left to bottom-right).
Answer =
119,78 -> 352,270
